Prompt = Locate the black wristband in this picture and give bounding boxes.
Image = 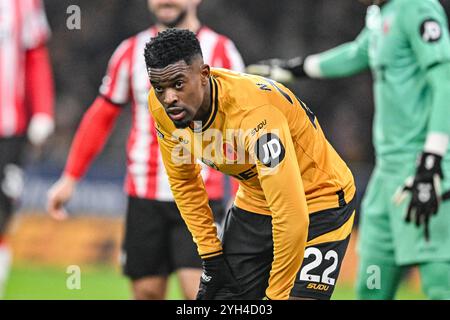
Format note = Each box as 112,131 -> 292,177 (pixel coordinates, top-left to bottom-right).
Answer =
417,152 -> 443,178
286,57 -> 307,78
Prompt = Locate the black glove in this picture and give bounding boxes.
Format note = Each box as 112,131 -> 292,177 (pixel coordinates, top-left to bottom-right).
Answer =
196,254 -> 241,300
393,152 -> 443,241
246,56 -> 306,84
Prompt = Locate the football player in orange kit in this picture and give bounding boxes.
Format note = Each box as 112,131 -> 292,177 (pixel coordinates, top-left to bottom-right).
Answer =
145,29 -> 356,300
47,0 -> 244,300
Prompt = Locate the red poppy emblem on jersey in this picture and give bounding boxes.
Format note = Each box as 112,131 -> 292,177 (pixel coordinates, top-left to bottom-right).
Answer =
223,142 -> 237,161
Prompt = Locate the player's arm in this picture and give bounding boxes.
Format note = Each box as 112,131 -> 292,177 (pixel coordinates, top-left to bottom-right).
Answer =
246,28 -> 370,83
23,0 -> 55,146
394,0 -> 450,239
63,96 -> 123,180
241,105 -> 309,300
25,45 -> 55,146
151,109 -> 241,299
47,38 -> 133,219
155,123 -> 222,257
46,96 -> 122,219
404,1 -> 450,144
305,28 -> 370,78
424,64 -> 450,153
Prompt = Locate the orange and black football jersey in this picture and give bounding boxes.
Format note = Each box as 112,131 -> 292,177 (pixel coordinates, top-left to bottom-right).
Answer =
148,68 -> 355,299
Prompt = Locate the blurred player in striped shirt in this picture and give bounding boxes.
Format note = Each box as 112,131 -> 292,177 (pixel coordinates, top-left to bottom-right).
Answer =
0,0 -> 55,298
47,0 -> 244,300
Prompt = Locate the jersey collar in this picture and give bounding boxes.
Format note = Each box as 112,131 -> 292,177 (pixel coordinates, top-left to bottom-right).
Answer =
191,76 -> 219,133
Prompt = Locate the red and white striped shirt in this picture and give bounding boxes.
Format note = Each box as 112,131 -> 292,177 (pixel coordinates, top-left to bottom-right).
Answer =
0,0 -> 51,137
98,26 -> 244,200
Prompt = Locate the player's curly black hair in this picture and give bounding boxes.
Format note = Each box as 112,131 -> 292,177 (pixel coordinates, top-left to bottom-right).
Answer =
144,28 -> 203,70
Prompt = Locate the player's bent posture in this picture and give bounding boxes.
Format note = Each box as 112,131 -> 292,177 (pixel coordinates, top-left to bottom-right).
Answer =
47,0 -> 244,300
145,29 -> 356,300
248,0 -> 450,299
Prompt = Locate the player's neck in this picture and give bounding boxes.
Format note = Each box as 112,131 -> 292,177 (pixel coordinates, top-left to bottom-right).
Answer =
156,15 -> 201,34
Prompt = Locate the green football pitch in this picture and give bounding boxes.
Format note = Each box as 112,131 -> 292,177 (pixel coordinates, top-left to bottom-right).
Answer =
4,263 -> 427,300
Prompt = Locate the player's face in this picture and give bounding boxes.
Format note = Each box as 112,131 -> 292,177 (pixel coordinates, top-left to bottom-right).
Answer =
149,0 -> 198,28
149,57 -> 210,129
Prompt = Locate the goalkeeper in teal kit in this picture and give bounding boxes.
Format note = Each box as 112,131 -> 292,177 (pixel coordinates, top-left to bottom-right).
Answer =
247,0 -> 450,299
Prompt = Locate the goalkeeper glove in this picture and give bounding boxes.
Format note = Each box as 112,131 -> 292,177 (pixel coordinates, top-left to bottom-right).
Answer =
196,254 -> 241,300
246,57 -> 306,84
393,152 -> 443,241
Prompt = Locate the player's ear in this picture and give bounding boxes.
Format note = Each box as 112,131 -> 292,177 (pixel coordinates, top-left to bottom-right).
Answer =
200,64 -> 210,86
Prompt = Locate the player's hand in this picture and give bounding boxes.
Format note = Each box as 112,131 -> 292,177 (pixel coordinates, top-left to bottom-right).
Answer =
393,152 -> 443,241
196,254 -> 241,300
46,175 -> 77,221
27,113 -> 55,146
246,57 -> 306,84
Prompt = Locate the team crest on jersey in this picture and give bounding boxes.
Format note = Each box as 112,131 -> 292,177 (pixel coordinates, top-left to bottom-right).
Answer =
201,158 -> 219,171
255,133 -> 285,168
222,142 -> 238,162
420,19 -> 442,42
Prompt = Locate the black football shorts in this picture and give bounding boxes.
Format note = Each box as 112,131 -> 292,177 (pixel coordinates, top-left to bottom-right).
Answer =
0,136 -> 25,233
122,197 -> 224,279
216,197 -> 355,299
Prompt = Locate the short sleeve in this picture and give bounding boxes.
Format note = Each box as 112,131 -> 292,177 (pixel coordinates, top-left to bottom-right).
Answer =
99,39 -> 134,105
